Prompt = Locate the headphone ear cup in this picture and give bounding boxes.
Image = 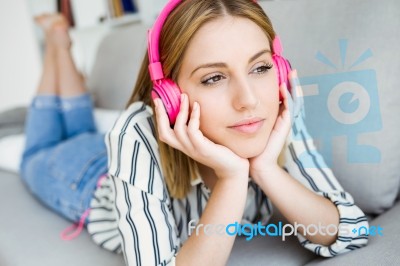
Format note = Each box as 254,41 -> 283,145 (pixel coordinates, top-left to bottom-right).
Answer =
151,78 -> 182,125
273,55 -> 292,101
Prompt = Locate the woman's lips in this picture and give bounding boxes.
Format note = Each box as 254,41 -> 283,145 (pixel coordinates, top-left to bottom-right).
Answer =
228,118 -> 265,134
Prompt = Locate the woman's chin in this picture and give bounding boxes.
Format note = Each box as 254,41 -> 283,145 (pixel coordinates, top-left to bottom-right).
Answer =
231,144 -> 267,159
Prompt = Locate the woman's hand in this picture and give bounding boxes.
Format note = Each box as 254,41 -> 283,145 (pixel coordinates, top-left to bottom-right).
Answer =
154,93 -> 249,179
249,70 -> 304,182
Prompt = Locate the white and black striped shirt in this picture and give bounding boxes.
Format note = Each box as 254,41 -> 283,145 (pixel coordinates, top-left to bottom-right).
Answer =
87,101 -> 368,265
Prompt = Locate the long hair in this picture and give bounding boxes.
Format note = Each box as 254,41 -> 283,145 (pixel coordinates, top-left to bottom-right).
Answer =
126,0 -> 276,198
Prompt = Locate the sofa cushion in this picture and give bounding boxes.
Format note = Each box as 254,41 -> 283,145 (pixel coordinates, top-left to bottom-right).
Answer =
0,169 -> 125,266
87,23 -> 148,110
0,106 -> 26,138
261,0 -> 400,214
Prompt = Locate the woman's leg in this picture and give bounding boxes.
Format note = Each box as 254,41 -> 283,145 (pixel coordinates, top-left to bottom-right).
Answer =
21,14 -> 106,224
54,20 -> 85,97
22,15 -> 65,160
54,18 -> 97,138
35,16 -> 58,96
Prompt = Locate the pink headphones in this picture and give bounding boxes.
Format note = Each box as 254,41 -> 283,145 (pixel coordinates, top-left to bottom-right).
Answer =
148,0 -> 291,125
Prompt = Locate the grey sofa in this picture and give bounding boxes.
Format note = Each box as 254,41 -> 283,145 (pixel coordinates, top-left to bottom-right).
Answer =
1,0 -> 399,265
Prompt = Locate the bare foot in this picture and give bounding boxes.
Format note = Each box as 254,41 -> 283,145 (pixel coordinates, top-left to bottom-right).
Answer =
35,13 -> 72,49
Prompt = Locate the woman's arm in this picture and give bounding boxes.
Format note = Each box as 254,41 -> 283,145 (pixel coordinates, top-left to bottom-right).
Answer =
176,174 -> 248,265
252,164 -> 339,245
274,113 -> 368,256
250,74 -> 337,244
250,72 -> 368,256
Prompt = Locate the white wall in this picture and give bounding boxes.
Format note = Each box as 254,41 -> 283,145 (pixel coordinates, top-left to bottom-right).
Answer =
0,0 -> 166,113
0,0 -> 41,112
136,0 -> 168,25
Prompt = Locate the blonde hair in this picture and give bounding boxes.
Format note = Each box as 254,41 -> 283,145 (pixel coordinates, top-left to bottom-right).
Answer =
126,0 -> 276,198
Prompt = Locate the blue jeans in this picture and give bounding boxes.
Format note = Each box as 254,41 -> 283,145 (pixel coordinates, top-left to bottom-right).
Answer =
20,93 -> 107,223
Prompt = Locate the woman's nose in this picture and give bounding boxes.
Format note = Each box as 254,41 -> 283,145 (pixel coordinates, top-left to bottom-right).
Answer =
231,76 -> 259,111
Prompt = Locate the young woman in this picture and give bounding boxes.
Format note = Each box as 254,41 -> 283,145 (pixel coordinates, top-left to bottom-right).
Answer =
96,0 -> 368,265
20,1 -> 368,265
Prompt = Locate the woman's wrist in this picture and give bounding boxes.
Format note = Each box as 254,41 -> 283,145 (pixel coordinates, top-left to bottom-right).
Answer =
250,163 -> 281,185
216,174 -> 249,187
214,161 -> 249,181
215,168 -> 249,182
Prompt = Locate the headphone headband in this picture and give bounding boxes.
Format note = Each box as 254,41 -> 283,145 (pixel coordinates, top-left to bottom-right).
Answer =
147,0 -> 260,82
148,0 -> 182,81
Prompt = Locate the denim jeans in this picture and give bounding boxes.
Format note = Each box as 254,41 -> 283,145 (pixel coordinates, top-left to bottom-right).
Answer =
20,93 -> 107,223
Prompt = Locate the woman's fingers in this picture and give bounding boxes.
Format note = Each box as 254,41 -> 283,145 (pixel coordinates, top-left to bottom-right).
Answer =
288,69 -> 304,120
262,82 -> 291,159
154,96 -> 208,158
187,102 -> 208,151
280,82 -> 291,124
153,98 -> 182,150
186,102 -> 242,172
174,94 -> 194,150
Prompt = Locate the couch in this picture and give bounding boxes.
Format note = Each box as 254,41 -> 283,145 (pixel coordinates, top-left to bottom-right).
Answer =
1,0 -> 399,265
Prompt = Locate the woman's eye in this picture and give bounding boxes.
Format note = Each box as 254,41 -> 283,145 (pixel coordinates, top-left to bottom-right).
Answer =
252,63 -> 273,74
201,74 -> 225,86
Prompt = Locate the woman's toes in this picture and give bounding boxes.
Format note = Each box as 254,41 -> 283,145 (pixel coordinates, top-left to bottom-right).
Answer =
34,13 -> 69,32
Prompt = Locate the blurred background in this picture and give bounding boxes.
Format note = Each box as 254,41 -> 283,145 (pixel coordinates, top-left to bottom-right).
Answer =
0,0 -> 181,112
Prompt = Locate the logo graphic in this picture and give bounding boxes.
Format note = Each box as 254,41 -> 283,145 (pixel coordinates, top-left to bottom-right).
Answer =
295,39 -> 382,167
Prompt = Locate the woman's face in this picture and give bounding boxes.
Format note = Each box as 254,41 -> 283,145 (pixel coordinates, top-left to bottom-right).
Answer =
177,16 -> 279,158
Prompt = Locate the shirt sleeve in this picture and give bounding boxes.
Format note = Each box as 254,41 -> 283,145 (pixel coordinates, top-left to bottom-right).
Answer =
280,111 -> 369,257
106,102 -> 180,265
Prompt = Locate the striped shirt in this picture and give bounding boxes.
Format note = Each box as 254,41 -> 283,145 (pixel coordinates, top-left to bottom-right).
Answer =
87,101 -> 369,265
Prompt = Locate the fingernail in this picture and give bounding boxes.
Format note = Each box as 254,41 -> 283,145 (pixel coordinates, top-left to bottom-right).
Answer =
154,99 -> 159,109
180,93 -> 185,102
193,102 -> 198,111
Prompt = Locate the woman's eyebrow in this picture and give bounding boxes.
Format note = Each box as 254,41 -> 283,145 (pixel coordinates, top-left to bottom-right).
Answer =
249,49 -> 271,63
190,49 -> 271,77
190,62 -> 227,77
